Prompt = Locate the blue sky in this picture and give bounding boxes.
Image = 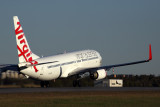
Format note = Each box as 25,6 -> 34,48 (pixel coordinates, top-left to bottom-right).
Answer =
0,0 -> 159,75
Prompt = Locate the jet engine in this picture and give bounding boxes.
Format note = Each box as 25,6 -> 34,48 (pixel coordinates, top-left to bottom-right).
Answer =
90,69 -> 107,80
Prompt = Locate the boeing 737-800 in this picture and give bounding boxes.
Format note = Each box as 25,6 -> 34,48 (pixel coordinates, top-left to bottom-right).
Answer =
0,16 -> 152,87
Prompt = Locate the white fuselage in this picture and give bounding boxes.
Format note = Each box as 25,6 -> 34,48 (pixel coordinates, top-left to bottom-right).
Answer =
12,16 -> 152,83
20,50 -> 102,81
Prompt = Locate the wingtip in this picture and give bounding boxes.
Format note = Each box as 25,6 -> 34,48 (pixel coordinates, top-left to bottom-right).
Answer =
149,44 -> 152,61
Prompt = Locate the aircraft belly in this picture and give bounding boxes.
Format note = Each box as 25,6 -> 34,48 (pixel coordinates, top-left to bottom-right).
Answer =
39,67 -> 61,80
20,67 -> 40,79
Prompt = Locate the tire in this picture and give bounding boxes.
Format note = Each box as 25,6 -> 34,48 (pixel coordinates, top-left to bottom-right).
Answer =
45,81 -> 50,88
73,80 -> 77,87
77,80 -> 81,87
40,81 -> 45,88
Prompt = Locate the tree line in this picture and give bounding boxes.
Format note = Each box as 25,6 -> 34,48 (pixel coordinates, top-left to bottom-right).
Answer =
0,75 -> 160,87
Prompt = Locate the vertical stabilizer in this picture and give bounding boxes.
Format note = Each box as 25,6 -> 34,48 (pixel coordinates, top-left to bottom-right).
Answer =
13,16 -> 39,63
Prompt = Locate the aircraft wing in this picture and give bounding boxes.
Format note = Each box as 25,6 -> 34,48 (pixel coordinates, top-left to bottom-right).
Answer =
68,44 -> 152,78
96,58 -> 151,71
91,44 -> 152,71
0,64 -> 19,73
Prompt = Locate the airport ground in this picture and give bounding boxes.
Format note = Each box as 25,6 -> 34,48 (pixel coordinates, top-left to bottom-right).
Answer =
0,88 -> 160,107
0,76 -> 160,107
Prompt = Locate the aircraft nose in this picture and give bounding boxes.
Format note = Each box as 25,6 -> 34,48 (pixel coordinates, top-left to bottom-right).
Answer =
96,51 -> 102,66
99,56 -> 102,65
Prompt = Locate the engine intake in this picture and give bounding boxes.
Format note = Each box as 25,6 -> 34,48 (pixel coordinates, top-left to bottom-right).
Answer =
90,69 -> 107,80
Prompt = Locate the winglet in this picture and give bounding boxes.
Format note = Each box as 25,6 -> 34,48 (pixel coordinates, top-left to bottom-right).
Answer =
149,44 -> 152,61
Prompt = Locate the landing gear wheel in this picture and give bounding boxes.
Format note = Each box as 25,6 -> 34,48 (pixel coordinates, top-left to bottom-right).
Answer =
73,80 -> 81,87
45,81 -> 50,87
77,80 -> 81,87
73,80 -> 77,87
40,81 -> 45,88
40,81 -> 50,88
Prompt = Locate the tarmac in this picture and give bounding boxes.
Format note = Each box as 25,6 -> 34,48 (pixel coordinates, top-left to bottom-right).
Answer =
0,87 -> 160,93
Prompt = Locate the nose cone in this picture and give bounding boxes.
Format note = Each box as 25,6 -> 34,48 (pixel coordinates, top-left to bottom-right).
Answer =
95,50 -> 102,66
99,54 -> 102,66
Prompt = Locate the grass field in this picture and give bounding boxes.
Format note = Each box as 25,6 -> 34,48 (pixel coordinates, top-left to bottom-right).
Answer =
0,91 -> 160,107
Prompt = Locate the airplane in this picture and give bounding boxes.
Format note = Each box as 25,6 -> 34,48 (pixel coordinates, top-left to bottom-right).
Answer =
0,16 -> 152,87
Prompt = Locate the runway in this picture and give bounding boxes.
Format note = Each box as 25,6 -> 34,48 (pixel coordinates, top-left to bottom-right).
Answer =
0,87 -> 160,93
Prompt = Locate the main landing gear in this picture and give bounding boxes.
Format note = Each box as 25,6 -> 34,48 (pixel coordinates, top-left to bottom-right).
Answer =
73,74 -> 82,87
40,81 -> 50,88
73,80 -> 81,87
72,72 -> 90,87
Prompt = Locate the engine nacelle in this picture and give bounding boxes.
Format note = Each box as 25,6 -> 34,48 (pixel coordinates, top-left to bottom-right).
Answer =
90,69 -> 107,80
